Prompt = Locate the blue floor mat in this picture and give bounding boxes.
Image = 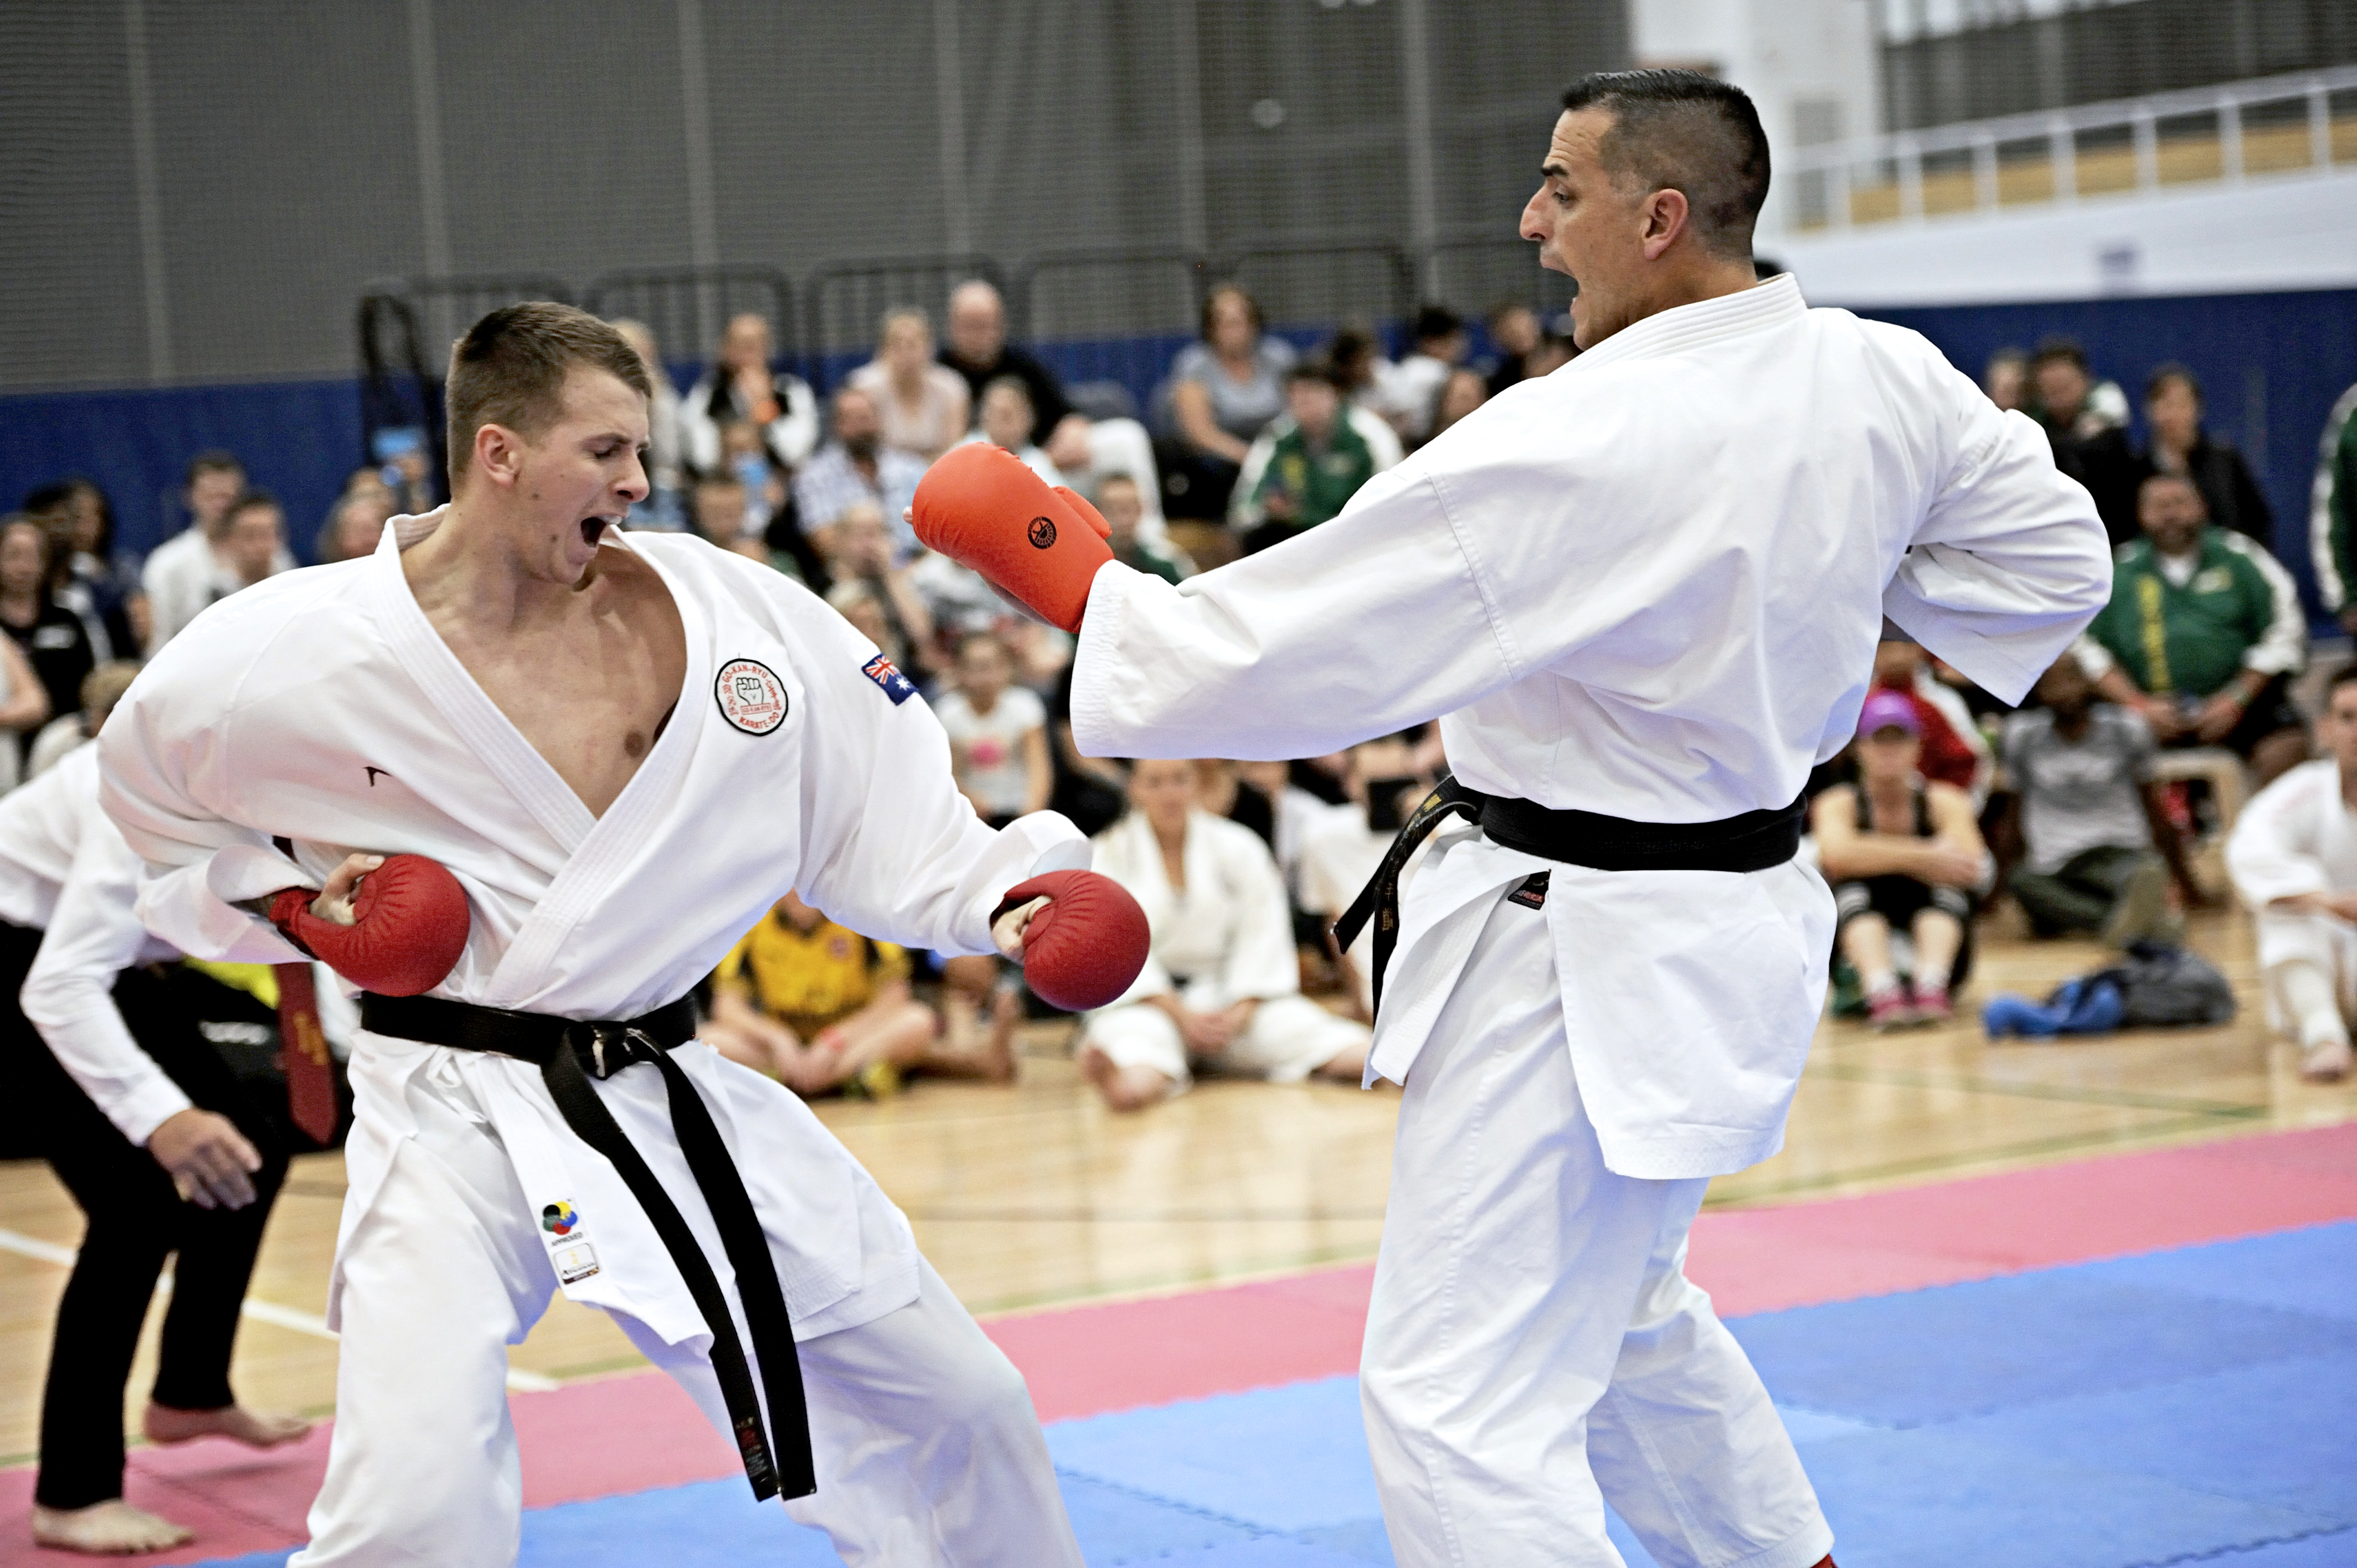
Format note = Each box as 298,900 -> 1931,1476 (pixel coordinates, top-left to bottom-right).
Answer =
189,1225 -> 2357,1568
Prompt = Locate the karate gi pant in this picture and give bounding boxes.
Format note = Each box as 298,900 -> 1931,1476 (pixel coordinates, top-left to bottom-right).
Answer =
2256,907 -> 2357,1036
1084,992 -> 1368,1090
1361,897 -> 1831,1568
291,1058 -> 1080,1568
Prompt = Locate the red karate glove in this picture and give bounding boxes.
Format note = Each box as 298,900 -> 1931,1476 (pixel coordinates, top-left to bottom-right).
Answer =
269,854 -> 471,997
997,870 -> 1150,1013
910,443 -> 1114,633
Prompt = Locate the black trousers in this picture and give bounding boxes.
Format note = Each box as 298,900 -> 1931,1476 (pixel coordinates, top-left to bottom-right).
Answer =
0,924 -> 298,1510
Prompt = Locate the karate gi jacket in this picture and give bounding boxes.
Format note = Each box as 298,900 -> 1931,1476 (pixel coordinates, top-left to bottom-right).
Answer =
99,514 -> 1088,1343
1088,808 -> 1298,1013
2227,760 -> 2357,907
1071,274 -> 2111,1178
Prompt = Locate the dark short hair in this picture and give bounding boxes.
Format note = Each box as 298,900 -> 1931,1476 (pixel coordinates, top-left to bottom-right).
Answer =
1285,359 -> 1341,390
1560,69 -> 1769,261
184,450 -> 243,489
980,374 -> 1033,411
1201,283 -> 1264,343
2138,470 -> 2204,508
2030,337 -> 2088,374
2145,362 -> 2202,405
1412,305 -> 1463,343
226,488 -> 281,522
446,302 -> 651,484
2329,662 -> 2357,699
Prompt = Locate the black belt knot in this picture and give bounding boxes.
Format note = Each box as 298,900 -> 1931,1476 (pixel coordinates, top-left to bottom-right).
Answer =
1331,771 -> 1803,1018
359,991 -> 815,1503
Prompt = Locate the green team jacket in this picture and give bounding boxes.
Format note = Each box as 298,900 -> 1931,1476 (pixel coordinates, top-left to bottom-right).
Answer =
2311,380 -> 2357,613
2087,529 -> 2281,699
1253,419 -> 1376,529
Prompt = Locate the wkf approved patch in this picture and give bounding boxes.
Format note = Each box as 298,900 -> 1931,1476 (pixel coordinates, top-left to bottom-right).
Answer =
541,1200 -> 601,1284
714,657 -> 789,734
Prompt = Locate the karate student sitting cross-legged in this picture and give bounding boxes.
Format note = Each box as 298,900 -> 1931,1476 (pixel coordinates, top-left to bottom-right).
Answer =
1078,757 -> 1371,1110
2226,663 -> 2357,1082
1814,690 -> 1990,1028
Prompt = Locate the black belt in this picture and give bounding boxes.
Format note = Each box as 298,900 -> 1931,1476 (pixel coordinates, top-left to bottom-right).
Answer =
1332,772 -> 1804,1017
359,992 -> 815,1503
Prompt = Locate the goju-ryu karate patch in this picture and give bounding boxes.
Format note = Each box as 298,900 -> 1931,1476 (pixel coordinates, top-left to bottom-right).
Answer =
715,658 -> 789,734
862,652 -> 917,705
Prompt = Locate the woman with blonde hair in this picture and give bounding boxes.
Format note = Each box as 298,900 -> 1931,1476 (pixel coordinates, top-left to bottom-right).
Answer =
849,307 -> 971,462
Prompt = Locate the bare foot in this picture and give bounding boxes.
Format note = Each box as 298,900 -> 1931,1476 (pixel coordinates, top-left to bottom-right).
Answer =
32,1499 -> 194,1555
2302,1036 -> 2353,1083
143,1400 -> 312,1449
1077,1045 -> 1174,1112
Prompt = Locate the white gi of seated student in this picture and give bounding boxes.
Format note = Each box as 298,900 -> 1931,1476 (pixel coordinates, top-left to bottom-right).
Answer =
1056,77 -> 2111,1568
100,313 -> 1089,1566
2225,666 -> 2357,1083
1079,759 -> 1369,1105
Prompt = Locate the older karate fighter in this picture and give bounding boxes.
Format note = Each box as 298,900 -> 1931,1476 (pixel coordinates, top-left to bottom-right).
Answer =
914,70 -> 2112,1568
100,305 -> 1129,1566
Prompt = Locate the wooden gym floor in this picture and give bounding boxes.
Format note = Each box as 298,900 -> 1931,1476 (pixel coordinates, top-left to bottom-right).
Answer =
2,900 -> 2350,1472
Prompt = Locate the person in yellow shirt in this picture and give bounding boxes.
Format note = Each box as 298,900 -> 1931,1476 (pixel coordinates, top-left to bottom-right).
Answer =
704,891 -> 1016,1095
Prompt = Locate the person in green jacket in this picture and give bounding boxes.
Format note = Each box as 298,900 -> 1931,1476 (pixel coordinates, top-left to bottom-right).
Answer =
2084,471 -> 2309,787
2308,379 -> 2357,635
1245,363 -> 1377,554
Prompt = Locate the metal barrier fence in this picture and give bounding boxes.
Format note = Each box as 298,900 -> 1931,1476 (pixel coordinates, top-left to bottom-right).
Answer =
356,272 -> 572,501
581,266 -> 797,372
802,254 -> 1012,392
1222,239 -> 1418,347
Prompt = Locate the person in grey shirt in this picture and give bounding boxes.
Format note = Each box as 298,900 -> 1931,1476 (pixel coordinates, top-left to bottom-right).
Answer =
1998,653 -> 2208,943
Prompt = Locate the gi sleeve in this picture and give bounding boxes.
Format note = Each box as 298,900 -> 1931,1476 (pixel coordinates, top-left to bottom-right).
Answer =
19,802 -> 192,1145
1216,829 -> 1301,1007
97,647 -> 307,965
1881,373 -> 2115,706
787,597 -> 1088,958
2227,767 -> 2332,906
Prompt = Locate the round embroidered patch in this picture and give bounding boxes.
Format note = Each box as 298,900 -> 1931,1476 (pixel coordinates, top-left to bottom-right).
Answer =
715,658 -> 789,735
1027,514 -> 1057,549
541,1201 -> 579,1235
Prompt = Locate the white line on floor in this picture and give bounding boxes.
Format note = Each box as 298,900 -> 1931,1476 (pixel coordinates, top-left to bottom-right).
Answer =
0,1225 -> 559,1392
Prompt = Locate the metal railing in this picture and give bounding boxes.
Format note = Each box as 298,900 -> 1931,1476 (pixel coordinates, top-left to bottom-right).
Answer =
1780,64 -> 2357,232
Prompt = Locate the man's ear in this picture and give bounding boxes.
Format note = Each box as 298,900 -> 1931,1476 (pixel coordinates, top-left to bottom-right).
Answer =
474,422 -> 524,489
1640,187 -> 1691,261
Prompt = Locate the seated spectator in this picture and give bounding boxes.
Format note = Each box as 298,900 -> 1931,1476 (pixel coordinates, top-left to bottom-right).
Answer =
1236,757 -> 1353,905
935,632 -> 1049,828
680,312 -> 817,477
703,891 -> 1016,1096
22,480 -> 135,659
2081,471 -> 2308,788
961,378 -> 1064,486
1046,672 -> 1129,840
1872,641 -> 1991,801
1232,366 -> 1401,537
2226,664 -> 2357,1082
1982,347 -> 2027,412
1378,304 -> 1470,443
940,280 -> 1092,471
142,452 -> 297,652
1096,474 -> 1186,583
827,501 -> 936,677
2314,374 -> 2357,635
315,489 -> 393,565
0,515 -> 100,761
2028,338 -> 2139,544
1483,302 -> 1542,397
849,307 -> 970,462
0,617 -> 48,790
1998,654 -> 2204,945
1168,285 -> 1296,484
610,318 -> 686,529
1520,324 -> 1579,379
1814,691 -> 1989,1028
688,473 -> 768,565
1429,368 -> 1488,441
1077,758 -> 1371,1110
27,662 -> 141,781
826,581 -> 896,662
1241,364 -> 1380,554
793,385 -> 926,561
1326,325 -> 1394,414
2137,363 -> 2271,548
1300,736 -> 1432,1022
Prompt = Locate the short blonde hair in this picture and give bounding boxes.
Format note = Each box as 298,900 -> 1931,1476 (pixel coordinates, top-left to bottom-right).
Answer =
445,302 -> 650,483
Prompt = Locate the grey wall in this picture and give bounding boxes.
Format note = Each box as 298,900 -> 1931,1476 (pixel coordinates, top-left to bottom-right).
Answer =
0,0 -> 1625,394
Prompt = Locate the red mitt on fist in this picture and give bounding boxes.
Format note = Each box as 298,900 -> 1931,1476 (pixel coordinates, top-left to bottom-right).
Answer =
269,854 -> 471,997
999,870 -> 1150,1012
910,443 -> 1114,633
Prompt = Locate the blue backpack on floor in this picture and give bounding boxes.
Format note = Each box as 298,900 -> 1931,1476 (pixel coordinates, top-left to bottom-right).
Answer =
1982,942 -> 2235,1039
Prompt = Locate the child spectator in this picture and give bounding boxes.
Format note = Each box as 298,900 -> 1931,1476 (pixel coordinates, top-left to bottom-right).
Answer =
1243,364 -> 1377,554
703,892 -> 1015,1096
1998,654 -> 2204,944
1300,736 -> 1432,1022
935,632 -> 1050,828
1095,474 -> 1186,584
1814,690 -> 1989,1028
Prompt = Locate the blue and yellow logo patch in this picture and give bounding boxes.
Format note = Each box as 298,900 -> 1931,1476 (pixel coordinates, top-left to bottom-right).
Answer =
541,1201 -> 580,1236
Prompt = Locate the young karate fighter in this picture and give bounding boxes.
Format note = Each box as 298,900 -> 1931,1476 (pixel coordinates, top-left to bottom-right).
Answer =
913,70 -> 2112,1568
1,738 -> 316,1556
99,304 -> 1140,1567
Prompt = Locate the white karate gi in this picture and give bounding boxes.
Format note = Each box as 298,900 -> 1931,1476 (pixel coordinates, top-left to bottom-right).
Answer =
99,512 -> 1089,1567
1082,808 -> 1367,1090
2226,759 -> 2357,1029
1068,275 -> 2110,1566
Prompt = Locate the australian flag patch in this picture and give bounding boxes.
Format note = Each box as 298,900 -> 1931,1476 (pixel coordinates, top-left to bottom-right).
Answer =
861,652 -> 917,705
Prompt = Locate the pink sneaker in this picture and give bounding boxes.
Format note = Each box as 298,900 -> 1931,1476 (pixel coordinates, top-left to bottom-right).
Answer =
1910,983 -> 1953,1024
1867,988 -> 1912,1031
